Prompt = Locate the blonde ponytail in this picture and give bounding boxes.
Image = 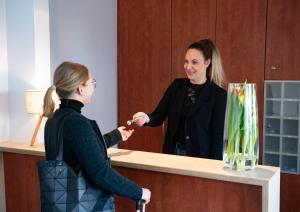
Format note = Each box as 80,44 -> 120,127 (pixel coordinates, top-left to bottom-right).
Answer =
43,86 -> 56,118
210,46 -> 225,87
43,61 -> 89,118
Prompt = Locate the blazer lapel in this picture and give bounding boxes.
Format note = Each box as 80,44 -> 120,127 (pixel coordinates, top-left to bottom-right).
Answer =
175,79 -> 189,122
187,81 -> 212,118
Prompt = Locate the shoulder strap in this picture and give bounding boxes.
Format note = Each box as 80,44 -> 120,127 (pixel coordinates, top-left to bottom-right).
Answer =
56,112 -> 73,160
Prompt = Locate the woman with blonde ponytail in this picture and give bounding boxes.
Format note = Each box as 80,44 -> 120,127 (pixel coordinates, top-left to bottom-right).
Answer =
43,85 -> 56,118
132,39 -> 227,160
42,61 -> 151,211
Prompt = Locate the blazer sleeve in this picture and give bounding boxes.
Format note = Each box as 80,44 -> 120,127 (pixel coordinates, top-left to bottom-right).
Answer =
65,118 -> 142,201
145,80 -> 177,127
210,89 -> 227,160
103,129 -> 122,148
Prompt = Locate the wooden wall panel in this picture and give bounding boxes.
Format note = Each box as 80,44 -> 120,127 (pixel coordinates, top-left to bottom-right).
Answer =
117,0 -> 172,153
115,167 -> 262,212
4,153 -> 43,212
265,0 -> 300,80
117,1 -> 300,211
172,0 -> 217,79
2,152 -> 263,212
281,173 -> 300,212
216,0 -> 267,161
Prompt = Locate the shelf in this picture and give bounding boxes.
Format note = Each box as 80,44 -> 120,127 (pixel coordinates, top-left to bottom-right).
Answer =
264,116 -> 299,120
265,98 -> 282,101
264,136 -> 280,152
282,135 -> 299,139
282,117 -> 299,120
264,133 -> 280,137
281,153 -> 299,157
265,116 -> 281,119
264,151 -> 280,155
282,99 -> 300,102
281,155 -> 298,172
264,153 -> 280,167
265,98 -> 300,102
264,81 -> 300,175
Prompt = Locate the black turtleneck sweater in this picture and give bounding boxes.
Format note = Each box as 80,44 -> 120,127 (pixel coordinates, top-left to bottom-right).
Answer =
44,99 -> 142,201
60,98 -> 84,113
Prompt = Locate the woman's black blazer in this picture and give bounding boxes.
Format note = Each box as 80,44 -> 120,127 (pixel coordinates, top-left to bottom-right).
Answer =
146,78 -> 227,160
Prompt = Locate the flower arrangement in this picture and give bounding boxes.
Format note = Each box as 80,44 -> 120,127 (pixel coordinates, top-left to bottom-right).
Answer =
224,82 -> 259,171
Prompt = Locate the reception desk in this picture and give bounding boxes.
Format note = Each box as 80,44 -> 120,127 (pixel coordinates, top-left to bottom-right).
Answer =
0,141 -> 280,212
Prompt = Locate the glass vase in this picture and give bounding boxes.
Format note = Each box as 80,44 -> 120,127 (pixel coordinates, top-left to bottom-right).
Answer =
223,83 -> 259,171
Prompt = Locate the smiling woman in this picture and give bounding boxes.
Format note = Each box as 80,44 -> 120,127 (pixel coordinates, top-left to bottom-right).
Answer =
184,48 -> 210,85
131,39 -> 227,160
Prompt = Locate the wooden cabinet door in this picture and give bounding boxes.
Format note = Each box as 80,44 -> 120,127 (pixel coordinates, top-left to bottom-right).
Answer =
265,0 -> 300,80
216,0 -> 267,160
172,0 -> 217,79
263,2 -> 300,211
118,0 -> 172,152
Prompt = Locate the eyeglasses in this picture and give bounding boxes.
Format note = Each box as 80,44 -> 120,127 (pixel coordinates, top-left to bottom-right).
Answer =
91,78 -> 96,88
85,78 -> 97,88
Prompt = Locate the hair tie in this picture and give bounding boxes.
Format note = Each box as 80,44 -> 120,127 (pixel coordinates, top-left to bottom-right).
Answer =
52,85 -> 56,90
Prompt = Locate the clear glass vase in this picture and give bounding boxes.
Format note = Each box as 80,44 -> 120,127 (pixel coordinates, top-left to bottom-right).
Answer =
223,83 -> 259,171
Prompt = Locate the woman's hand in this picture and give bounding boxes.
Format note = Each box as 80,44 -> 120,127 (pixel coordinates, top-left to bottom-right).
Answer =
117,127 -> 134,141
132,112 -> 150,126
141,188 -> 151,204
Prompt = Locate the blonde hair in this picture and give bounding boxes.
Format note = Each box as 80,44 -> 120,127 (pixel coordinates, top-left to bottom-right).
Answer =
43,61 -> 89,117
187,39 -> 225,87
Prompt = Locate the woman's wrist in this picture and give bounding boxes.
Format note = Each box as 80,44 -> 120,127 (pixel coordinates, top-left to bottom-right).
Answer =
145,115 -> 150,124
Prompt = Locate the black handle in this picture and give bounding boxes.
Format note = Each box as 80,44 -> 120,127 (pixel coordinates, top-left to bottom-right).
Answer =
136,199 -> 146,211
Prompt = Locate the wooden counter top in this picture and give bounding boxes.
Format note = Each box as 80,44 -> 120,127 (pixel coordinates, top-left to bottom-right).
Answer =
0,141 -> 45,156
0,141 -> 279,185
0,141 -> 280,212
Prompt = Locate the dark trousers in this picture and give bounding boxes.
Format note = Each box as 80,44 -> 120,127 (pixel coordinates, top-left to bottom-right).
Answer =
174,143 -> 187,156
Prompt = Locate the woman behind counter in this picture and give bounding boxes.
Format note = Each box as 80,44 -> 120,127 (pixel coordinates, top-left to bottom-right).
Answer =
133,39 -> 227,160
43,61 -> 150,211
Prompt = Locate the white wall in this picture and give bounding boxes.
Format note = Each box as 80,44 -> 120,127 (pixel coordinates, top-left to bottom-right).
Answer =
1,0 -> 117,141
0,0 -> 9,141
0,1 -> 117,209
49,0 -> 117,132
34,0 -> 51,88
6,0 -> 37,142
0,1 -> 8,210
5,0 -> 50,142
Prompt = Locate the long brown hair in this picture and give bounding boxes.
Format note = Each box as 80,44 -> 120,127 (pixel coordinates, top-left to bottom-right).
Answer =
43,61 -> 89,117
187,39 -> 225,87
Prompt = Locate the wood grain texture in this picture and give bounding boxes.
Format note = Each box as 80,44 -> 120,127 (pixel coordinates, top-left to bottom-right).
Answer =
215,0 -> 267,162
265,0 -> 300,80
4,152 -> 44,212
281,173 -> 300,212
115,166 -> 262,212
172,0 -> 217,79
249,3 -> 300,212
117,0 -> 172,153
6,152 -> 299,211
